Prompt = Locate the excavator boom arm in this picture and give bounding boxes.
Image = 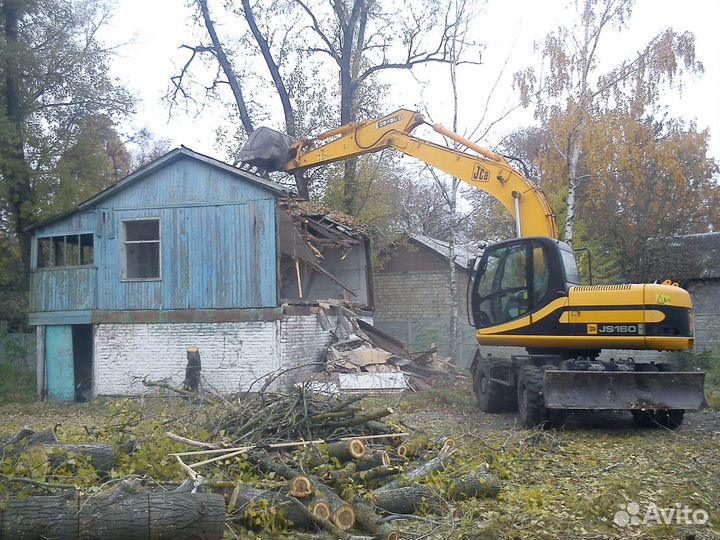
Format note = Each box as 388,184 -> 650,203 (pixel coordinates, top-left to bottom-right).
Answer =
284,109 -> 558,239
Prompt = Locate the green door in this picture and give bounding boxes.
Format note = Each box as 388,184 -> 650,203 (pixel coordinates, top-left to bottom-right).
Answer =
46,325 -> 75,401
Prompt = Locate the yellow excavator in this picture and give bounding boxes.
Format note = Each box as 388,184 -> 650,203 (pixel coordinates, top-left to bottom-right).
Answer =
239,109 -> 706,428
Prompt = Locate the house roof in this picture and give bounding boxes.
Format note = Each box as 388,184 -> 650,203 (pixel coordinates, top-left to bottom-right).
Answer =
26,146 -> 292,231
645,232 -> 720,281
410,234 -> 477,270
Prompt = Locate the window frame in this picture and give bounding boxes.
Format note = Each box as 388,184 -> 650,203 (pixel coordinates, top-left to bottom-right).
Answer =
120,217 -> 162,282
34,233 -> 95,270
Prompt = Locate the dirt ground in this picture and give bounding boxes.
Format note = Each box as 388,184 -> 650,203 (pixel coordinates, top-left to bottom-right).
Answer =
1,385 -> 718,539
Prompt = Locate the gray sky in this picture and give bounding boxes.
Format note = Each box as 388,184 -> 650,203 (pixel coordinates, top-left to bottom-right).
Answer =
106,0 -> 720,161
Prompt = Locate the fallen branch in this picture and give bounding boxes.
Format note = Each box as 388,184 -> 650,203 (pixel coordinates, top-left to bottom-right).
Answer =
378,443 -> 455,492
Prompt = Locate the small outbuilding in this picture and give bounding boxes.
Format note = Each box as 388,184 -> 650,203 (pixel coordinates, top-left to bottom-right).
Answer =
372,234 -> 479,367
28,147 -> 373,400
645,232 -> 720,353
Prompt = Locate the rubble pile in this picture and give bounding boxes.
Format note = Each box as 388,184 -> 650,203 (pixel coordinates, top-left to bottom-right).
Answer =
319,309 -> 466,392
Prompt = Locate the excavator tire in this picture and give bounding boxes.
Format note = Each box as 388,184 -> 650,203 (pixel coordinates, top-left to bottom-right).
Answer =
517,365 -> 550,428
473,356 -> 506,413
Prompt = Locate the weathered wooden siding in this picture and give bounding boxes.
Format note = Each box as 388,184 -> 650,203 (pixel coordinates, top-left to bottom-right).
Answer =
95,200 -> 276,310
98,157 -> 274,208
29,156 -> 279,321
30,268 -> 96,312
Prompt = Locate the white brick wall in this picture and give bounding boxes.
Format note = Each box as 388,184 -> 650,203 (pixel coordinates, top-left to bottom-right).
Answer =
93,312 -> 337,397
279,313 -> 334,369
94,321 -> 279,396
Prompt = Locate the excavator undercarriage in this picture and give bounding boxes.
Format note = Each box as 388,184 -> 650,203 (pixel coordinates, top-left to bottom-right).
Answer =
471,351 -> 706,428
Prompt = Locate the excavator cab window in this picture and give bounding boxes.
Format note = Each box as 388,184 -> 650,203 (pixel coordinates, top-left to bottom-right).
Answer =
470,238 -> 565,329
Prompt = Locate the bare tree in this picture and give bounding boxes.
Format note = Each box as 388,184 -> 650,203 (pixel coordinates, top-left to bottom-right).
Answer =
171,0 -> 481,208
169,0 -> 254,136
295,0 -> 481,213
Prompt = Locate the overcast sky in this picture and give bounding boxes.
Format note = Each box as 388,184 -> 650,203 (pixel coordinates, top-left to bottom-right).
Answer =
104,0 -> 720,162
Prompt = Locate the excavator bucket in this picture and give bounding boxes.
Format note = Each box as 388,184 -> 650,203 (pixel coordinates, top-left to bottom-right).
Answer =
543,370 -> 706,410
237,127 -> 297,172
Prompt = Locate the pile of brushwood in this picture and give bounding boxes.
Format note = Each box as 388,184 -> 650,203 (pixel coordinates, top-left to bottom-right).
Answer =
0,385 -> 501,540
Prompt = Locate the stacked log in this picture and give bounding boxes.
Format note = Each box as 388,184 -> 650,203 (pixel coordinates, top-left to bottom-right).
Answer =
0,492 -> 225,540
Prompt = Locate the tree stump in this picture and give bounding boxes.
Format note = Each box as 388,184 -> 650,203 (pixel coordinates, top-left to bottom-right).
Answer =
183,347 -> 202,392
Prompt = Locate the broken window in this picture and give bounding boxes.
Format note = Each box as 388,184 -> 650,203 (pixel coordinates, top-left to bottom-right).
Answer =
36,234 -> 94,268
122,219 -> 160,280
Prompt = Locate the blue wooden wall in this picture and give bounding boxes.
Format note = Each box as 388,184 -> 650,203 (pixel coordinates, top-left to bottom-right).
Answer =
29,155 -> 279,321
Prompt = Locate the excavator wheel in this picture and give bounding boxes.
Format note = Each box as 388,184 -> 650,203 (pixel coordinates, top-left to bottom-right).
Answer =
517,365 -> 551,428
473,356 -> 507,413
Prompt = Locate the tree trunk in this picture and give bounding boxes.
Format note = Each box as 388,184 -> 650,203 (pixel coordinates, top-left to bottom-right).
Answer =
43,443 -> 115,476
198,0 -> 254,137
240,0 -> 310,199
371,484 -> 443,514
564,0 -> 593,246
446,469 -> 501,500
0,492 -> 225,540
1,0 -> 33,280
351,499 -> 399,540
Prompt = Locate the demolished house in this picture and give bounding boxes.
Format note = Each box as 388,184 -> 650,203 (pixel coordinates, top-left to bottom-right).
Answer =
27,147 -> 373,400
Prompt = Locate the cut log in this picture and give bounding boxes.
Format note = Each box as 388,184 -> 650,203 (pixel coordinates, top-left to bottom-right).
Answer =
253,450 -> 355,530
371,485 -> 443,514
326,439 -> 366,462
354,450 -> 390,472
43,443 -> 115,476
290,475 -> 313,498
352,499 -> 400,540
229,484 -> 309,527
397,434 -> 428,459
352,465 -> 401,484
447,469 -> 501,500
314,484 -> 355,531
378,444 -> 454,492
287,496 -> 352,540
0,492 -> 225,540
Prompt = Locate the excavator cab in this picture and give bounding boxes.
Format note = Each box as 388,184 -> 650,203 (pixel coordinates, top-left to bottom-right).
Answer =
469,237 -> 578,329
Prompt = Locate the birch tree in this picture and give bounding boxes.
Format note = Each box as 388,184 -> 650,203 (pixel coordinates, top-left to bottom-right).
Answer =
514,0 -> 703,245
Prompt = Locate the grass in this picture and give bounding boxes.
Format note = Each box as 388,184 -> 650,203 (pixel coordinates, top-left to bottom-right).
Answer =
1,385 -> 718,539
